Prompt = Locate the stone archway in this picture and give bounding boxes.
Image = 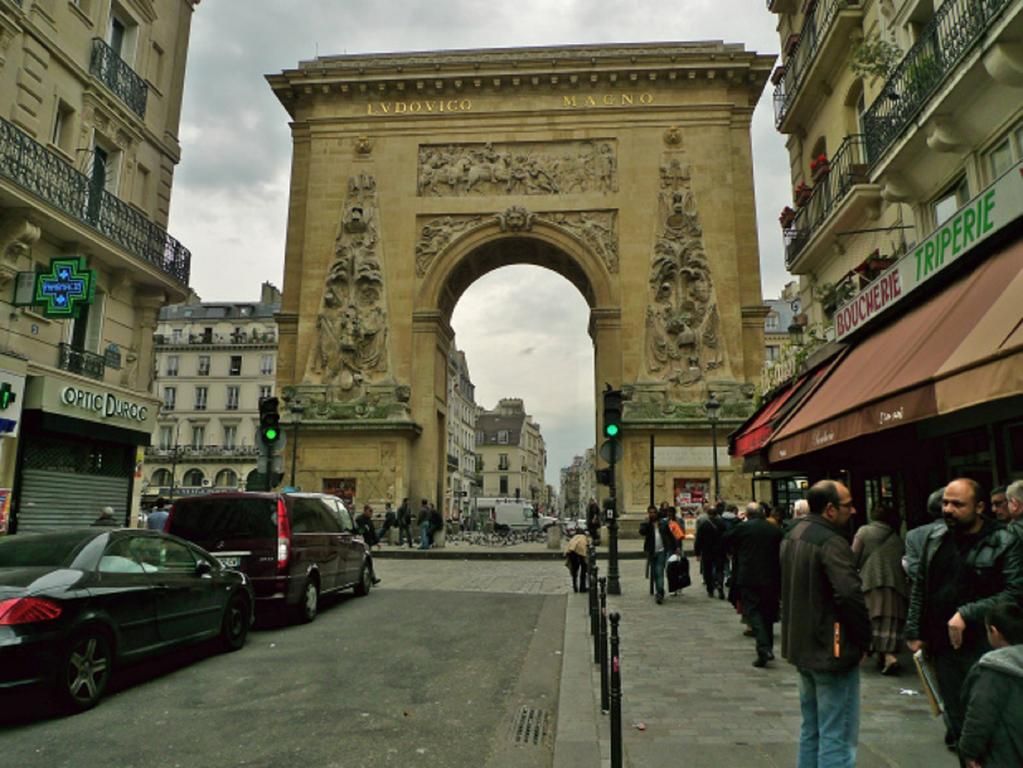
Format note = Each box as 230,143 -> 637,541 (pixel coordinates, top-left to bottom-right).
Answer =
269,42 -> 773,522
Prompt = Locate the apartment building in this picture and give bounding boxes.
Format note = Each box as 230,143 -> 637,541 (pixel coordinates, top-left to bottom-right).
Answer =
560,447 -> 596,519
733,0 -> 1023,515
445,346 -> 478,516
145,283 -> 280,498
475,398 -> 547,502
0,0 -> 199,532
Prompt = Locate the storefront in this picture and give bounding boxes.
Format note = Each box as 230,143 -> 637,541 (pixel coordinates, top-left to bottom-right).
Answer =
12,372 -> 157,532
762,161 -> 1023,524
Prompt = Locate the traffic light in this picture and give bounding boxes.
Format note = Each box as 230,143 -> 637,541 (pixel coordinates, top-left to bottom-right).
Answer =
602,385 -> 622,439
596,467 -> 613,486
259,396 -> 281,446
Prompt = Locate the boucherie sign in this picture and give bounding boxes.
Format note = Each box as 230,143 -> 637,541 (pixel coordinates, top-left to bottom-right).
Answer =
835,161 -> 1023,340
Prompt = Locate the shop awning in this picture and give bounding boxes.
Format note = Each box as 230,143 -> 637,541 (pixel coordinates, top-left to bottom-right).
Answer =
730,378 -> 807,458
768,238 -> 1023,463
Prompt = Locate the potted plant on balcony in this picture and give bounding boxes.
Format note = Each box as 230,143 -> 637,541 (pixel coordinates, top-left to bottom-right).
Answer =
771,64 -> 787,86
793,182 -> 813,207
779,206 -> 797,228
853,249 -> 897,283
810,153 -> 830,182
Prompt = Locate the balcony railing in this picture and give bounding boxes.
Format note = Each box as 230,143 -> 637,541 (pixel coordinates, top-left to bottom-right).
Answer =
144,445 -> 261,459
89,38 -> 147,119
0,116 -> 190,285
58,343 -> 106,380
784,134 -> 870,268
863,0 -> 1014,165
153,331 -> 278,346
774,0 -> 862,128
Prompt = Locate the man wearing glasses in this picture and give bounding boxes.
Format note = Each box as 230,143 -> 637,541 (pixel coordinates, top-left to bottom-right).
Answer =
905,477 -> 1023,752
780,480 -> 871,768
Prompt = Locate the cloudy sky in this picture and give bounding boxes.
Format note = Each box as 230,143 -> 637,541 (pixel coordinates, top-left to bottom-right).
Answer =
168,0 -> 789,486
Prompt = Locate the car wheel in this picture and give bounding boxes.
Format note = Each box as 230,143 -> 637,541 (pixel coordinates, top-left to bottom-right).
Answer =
57,629 -> 112,713
220,593 -> 251,652
298,578 -> 318,623
354,563 -> 372,597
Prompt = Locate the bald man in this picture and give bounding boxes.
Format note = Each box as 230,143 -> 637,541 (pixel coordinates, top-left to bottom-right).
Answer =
905,478 -> 1023,748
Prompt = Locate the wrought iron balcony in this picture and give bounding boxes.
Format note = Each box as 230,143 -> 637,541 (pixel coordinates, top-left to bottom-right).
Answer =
863,0 -> 1015,166
89,38 -> 147,119
774,0 -> 862,128
0,116 -> 190,285
58,343 -> 106,380
784,134 -> 870,269
144,445 -> 261,459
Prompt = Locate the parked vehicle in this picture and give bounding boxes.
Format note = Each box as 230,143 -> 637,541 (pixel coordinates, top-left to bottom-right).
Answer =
0,529 -> 253,713
165,492 -> 372,623
473,497 -> 557,532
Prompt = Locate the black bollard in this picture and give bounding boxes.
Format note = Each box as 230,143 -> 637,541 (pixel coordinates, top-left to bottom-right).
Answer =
590,566 -> 600,655
610,612 -> 622,768
599,577 -> 609,713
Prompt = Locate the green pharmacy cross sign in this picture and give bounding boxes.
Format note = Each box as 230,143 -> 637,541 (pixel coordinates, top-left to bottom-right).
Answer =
33,257 -> 96,318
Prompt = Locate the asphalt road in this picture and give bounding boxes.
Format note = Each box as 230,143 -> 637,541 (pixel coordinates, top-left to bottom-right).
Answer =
0,579 -> 567,768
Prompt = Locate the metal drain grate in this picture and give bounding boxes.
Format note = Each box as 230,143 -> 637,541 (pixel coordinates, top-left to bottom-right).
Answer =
512,706 -> 550,746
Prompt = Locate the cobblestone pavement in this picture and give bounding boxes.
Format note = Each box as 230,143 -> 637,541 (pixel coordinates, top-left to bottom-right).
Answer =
377,559 -> 954,767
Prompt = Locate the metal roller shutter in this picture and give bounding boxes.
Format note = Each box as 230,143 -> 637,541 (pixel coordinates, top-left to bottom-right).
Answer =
17,470 -> 129,532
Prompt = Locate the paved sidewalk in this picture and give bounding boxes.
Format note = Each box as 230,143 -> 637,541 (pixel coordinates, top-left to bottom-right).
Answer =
555,561 -> 955,768
374,536 -> 650,560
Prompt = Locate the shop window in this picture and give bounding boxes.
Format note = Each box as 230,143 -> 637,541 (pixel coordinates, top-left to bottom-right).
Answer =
932,176 -> 969,227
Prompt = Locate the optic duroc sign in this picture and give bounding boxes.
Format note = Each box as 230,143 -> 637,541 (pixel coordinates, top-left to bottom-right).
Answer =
835,161 -> 1023,340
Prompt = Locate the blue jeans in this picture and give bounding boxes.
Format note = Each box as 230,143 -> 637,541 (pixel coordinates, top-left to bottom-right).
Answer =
797,667 -> 860,768
649,550 -> 668,597
419,521 -> 431,550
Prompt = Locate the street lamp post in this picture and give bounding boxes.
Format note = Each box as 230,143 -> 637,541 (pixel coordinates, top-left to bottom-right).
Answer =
705,392 -> 721,503
289,402 -> 304,488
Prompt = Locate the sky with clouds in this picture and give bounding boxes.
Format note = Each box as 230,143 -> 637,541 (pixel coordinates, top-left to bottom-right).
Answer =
168,0 -> 791,487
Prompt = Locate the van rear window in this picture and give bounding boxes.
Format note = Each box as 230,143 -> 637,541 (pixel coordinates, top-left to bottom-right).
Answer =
169,498 -> 277,541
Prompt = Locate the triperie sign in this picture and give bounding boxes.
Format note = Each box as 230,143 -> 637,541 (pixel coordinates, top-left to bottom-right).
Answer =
835,161 -> 1023,340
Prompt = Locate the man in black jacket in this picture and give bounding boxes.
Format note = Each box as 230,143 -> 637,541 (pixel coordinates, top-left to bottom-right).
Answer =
723,506 -> 783,667
694,506 -> 725,598
780,479 -> 870,768
396,498 -> 413,548
639,505 -> 680,604
905,477 -> 1023,747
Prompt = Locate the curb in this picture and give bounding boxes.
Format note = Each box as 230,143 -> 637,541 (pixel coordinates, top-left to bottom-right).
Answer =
374,548 -> 650,561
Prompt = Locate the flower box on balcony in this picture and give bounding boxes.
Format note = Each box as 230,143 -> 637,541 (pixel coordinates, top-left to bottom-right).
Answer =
784,33 -> 801,57
793,183 -> 812,207
779,206 -> 797,228
811,162 -> 830,182
771,64 -> 787,86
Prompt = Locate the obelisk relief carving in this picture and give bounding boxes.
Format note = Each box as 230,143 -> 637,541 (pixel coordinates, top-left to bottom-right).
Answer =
305,173 -> 390,396
643,151 -> 725,394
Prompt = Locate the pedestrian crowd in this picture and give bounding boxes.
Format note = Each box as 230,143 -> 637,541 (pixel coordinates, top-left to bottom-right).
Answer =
672,477 -> 1023,768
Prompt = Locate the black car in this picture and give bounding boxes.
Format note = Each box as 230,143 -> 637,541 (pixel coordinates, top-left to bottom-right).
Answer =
0,528 -> 254,713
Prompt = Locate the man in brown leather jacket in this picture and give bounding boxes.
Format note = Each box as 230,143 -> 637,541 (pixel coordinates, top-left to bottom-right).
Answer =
780,480 -> 870,768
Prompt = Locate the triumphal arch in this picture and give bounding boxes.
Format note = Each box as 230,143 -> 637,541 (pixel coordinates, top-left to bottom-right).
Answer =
267,42 -> 774,523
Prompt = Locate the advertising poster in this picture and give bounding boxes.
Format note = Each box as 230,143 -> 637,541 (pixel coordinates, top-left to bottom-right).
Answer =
0,488 -> 10,535
674,478 -> 709,514
323,477 -> 357,512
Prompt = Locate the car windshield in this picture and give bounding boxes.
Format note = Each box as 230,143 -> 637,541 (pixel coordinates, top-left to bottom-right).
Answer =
0,531 -> 95,568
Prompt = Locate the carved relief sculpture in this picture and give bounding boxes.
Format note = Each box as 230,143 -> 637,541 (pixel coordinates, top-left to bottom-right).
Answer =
417,140 -> 617,197
305,173 -> 391,395
415,209 -> 619,277
644,152 -> 726,394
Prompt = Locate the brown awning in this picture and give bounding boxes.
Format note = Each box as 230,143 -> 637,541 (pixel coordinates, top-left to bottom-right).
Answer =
768,238 -> 1023,463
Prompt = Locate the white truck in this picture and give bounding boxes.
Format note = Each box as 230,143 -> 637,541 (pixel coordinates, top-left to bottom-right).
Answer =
474,497 -> 557,532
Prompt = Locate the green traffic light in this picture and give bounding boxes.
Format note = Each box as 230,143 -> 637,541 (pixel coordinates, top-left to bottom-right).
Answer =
264,428 -> 279,441
605,424 -> 619,437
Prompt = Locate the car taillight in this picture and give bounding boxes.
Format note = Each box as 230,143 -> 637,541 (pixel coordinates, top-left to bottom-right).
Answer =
0,597 -> 63,625
163,503 -> 175,533
276,498 -> 291,571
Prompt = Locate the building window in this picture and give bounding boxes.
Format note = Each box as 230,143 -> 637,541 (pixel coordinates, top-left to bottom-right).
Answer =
214,469 -> 237,488
499,453 -> 509,470
765,312 -> 779,330
51,100 -> 75,156
765,345 -> 780,362
259,384 -> 272,401
500,475 -> 509,495
194,386 -> 207,411
159,425 -> 173,450
171,328 -> 182,343
223,425 -> 237,449
260,355 -> 274,375
165,355 -> 179,377
163,387 -> 176,411
190,424 -> 205,449
229,355 -> 242,376
182,468 -> 205,488
226,386 -> 240,411
933,176 -> 969,227
498,430 -> 509,445
197,355 -> 210,376
476,430 -> 484,445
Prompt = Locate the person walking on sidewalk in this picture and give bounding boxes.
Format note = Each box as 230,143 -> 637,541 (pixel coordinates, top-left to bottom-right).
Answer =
564,532 -> 589,593
780,479 -> 871,768
396,497 -> 413,548
417,499 -> 432,550
694,504 -> 725,598
723,504 -> 783,668
640,505 -> 680,604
